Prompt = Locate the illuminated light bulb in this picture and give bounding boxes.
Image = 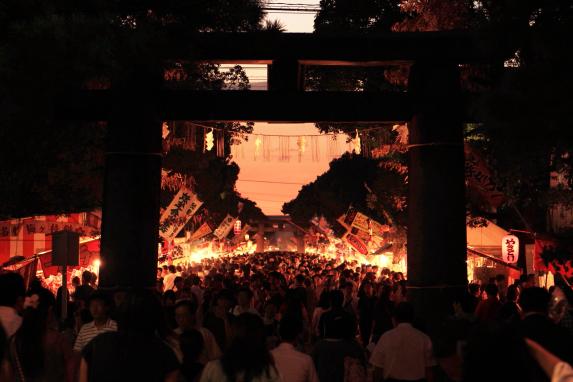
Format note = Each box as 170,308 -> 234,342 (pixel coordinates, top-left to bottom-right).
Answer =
93,259 -> 101,269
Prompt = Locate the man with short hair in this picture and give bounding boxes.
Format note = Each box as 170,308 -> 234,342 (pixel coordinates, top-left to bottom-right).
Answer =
272,317 -> 319,382
0,272 -> 25,337
74,292 -> 117,352
370,302 -> 436,382
73,270 -> 95,306
518,287 -> 573,363
232,287 -> 259,316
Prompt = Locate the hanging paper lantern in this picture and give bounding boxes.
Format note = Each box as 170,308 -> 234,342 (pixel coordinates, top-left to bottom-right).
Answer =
254,136 -> 262,158
205,128 -> 214,151
297,136 -> 307,153
502,234 -> 519,264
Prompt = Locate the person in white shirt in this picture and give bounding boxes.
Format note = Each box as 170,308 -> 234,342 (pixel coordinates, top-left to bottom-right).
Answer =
0,273 -> 25,337
163,265 -> 178,291
232,287 -> 259,316
272,316 -> 319,382
73,292 -> 117,352
370,302 -> 436,382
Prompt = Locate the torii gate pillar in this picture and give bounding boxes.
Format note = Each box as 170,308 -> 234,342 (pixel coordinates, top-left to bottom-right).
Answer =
407,62 -> 467,333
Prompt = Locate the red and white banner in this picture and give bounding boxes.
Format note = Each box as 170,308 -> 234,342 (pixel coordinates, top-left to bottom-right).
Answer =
159,187 -> 203,240
0,213 -> 97,265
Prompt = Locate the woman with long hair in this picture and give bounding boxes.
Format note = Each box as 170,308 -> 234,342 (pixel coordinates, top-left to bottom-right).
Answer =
200,313 -> 280,382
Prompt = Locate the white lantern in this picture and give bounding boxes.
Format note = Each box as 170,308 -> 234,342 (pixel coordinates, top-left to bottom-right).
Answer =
502,234 -> 519,264
234,220 -> 242,235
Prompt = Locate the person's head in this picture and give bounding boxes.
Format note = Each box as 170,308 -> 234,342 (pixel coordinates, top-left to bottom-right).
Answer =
221,313 -> 273,381
279,316 -> 303,343
81,270 -> 92,285
519,287 -> 550,315
484,283 -> 498,299
88,292 -> 112,321
168,265 -> 176,274
214,290 -> 234,313
116,289 -> 163,335
0,272 -> 26,311
468,283 -> 480,297
393,302 -> 415,325
72,276 -> 81,288
330,289 -> 344,309
191,275 -> 201,286
506,284 -> 519,303
157,268 -> 163,278
175,300 -> 197,331
237,287 -> 253,308
295,274 -> 305,286
391,283 -> 406,303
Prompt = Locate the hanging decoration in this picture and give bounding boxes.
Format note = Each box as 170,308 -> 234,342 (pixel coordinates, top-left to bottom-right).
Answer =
296,136 -> 307,162
164,121 -> 404,162
353,130 -> 361,155
204,128 -> 214,152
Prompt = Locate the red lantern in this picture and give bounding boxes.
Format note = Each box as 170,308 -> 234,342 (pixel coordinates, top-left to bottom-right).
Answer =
234,220 -> 242,235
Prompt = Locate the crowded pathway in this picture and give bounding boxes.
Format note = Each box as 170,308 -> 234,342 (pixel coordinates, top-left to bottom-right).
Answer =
1,251 -> 573,381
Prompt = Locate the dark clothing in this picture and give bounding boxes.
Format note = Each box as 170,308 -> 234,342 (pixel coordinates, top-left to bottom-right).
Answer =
318,308 -> 356,339
518,313 -> 573,364
73,285 -> 95,305
499,301 -> 520,323
82,332 -> 179,382
312,338 -> 365,382
203,312 -> 230,351
460,293 -> 479,315
181,361 -> 204,382
358,295 -> 376,345
372,300 -> 393,344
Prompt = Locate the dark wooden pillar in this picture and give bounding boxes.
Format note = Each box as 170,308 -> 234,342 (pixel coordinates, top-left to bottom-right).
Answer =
99,66 -> 163,290
407,62 -> 467,333
268,58 -> 304,92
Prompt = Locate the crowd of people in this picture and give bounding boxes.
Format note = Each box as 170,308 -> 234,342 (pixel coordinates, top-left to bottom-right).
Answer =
1,251 -> 573,382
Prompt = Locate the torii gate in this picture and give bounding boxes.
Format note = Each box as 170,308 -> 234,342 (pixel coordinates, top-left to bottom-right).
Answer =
58,31 -> 511,332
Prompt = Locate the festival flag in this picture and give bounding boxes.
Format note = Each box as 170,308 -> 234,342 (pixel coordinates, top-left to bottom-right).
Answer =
189,221 -> 214,241
159,187 -> 203,240
344,232 -> 369,255
213,215 -> 237,240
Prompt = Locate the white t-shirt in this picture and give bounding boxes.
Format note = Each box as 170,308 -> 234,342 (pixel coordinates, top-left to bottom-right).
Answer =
199,359 -> 281,382
272,342 -> 319,382
369,323 -> 436,381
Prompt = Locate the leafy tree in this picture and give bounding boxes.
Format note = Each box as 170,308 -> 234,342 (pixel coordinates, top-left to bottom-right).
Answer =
0,0 -> 266,219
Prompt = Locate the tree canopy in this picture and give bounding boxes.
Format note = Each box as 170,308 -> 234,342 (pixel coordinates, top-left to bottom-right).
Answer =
0,0 -> 267,220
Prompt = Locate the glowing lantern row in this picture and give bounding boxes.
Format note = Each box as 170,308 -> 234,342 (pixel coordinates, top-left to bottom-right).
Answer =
502,234 -> 519,264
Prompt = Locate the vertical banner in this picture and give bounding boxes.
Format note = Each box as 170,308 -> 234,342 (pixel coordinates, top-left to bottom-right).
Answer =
159,187 -> 203,240
213,215 -> 237,240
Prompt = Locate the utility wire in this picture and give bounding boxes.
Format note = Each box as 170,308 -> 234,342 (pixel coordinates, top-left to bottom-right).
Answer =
238,179 -> 305,185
